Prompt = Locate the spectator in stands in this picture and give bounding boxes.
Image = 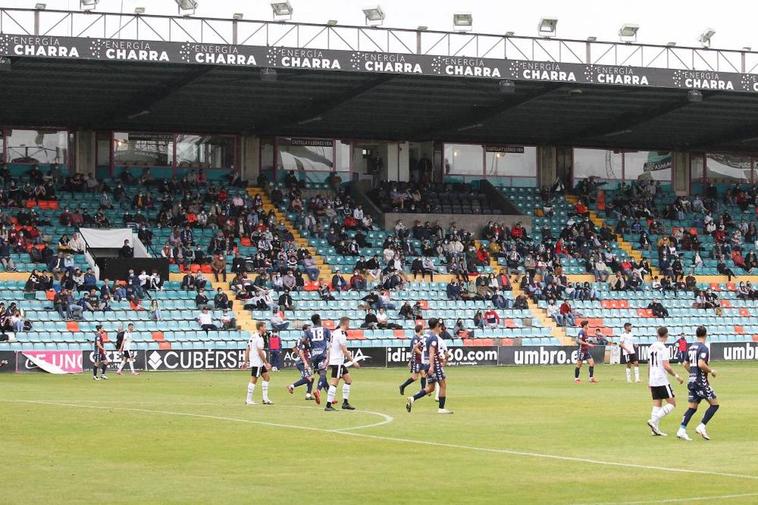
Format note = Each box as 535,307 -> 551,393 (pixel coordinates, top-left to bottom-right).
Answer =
513,294 -> 529,310
119,239 -> 134,258
361,308 -> 378,329
360,290 -> 379,309
399,302 -> 414,320
483,308 -> 500,329
0,238 -> 16,271
318,280 -> 335,301
559,300 -> 576,327
331,269 -> 348,291
277,288 -> 294,311
547,299 -> 562,326
716,257 -> 736,281
492,289 -> 509,309
270,308 -> 289,331
195,289 -> 210,309
377,290 -> 396,310
647,299 -> 669,318
197,307 -> 217,333
211,254 -> 227,282
349,270 -> 366,291
302,255 -> 320,281
213,288 -> 231,310
150,299 -> 161,321
609,271 -> 626,291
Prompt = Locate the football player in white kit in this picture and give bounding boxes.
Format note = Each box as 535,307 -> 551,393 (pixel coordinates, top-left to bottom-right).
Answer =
244,321 -> 273,405
324,317 -> 359,412
646,326 -> 683,436
116,323 -> 139,376
619,322 -> 640,383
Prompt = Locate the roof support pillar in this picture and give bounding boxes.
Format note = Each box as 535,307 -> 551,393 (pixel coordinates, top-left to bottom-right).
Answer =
73,129 -> 96,177
536,145 -> 557,188
240,134 -> 260,184
671,151 -> 690,196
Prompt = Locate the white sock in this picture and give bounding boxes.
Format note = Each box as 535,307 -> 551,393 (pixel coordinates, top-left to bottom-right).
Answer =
129,361 -> 136,374
262,381 -> 270,402
246,383 -> 255,403
327,385 -> 336,404
342,384 -> 351,402
626,368 -> 631,382
634,366 -> 640,381
434,383 -> 440,401
660,403 -> 675,418
650,406 -> 660,422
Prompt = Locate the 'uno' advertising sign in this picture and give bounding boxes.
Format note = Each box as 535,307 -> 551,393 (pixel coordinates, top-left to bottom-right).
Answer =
20,350 -> 83,374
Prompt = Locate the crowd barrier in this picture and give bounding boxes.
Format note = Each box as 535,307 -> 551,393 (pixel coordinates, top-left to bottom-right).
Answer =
2,342 -> 757,374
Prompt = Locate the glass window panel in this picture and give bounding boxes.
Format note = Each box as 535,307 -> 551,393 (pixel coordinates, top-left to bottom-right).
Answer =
690,154 -> 704,181
485,146 -> 536,176
573,148 -> 623,180
705,153 -> 752,182
443,144 -> 483,175
113,132 -> 171,166
624,151 -> 671,182
174,134 -> 234,169
277,138 -> 333,171
5,129 -> 68,166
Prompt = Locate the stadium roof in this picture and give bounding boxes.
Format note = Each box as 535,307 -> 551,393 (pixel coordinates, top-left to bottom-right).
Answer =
2,7 -> 758,153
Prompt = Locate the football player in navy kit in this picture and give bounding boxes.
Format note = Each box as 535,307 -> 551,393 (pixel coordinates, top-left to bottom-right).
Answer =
574,320 -> 598,383
398,325 -> 427,396
286,323 -> 321,404
405,318 -> 453,414
677,326 -> 720,441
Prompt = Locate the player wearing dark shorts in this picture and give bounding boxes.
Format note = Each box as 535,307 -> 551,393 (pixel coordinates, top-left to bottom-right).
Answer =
286,324 -> 321,404
677,326 -> 720,441
574,321 -> 597,383
398,325 -> 428,395
92,325 -> 109,381
406,318 -> 453,414
675,333 -> 689,370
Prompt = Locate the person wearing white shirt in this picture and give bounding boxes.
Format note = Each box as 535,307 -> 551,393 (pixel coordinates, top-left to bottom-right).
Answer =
197,308 -> 217,333
244,322 -> 273,405
325,317 -> 359,411
618,322 -> 640,383
646,326 -> 683,436
116,323 -> 139,375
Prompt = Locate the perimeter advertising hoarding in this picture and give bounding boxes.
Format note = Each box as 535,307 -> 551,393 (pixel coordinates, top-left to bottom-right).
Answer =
0,351 -> 14,373
385,346 -> 498,367
498,345 -> 606,366
82,350 -> 146,372
1,34 -> 756,93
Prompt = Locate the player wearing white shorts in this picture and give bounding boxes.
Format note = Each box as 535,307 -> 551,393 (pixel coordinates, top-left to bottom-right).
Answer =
619,322 -> 640,383
646,326 -> 683,436
324,317 -> 359,412
244,322 -> 273,405
116,323 -> 139,376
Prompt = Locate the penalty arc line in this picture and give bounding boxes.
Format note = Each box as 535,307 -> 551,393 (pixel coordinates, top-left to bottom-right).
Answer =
4,399 -> 758,483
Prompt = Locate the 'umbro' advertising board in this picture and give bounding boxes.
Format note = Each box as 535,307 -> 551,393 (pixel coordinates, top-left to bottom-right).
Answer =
385,346 -> 499,367
711,342 -> 758,361
498,346 -> 606,366
81,350 -> 146,371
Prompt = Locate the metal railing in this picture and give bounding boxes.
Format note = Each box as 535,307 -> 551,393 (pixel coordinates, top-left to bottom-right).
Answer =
2,7 -> 758,73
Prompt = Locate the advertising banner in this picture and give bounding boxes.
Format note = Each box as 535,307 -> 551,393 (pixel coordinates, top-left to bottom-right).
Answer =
19,350 -> 83,374
145,349 -> 246,371
498,345 -> 606,366
621,343 -> 680,364
711,342 -> 758,361
282,346 -> 387,369
385,346 -> 499,367
82,350 -> 146,372
0,350 -> 15,373
1,34 -> 757,93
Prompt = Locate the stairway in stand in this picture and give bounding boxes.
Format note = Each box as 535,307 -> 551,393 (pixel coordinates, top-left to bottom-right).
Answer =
247,187 -> 330,280
565,194 -> 661,278
511,278 -> 572,345
210,280 -> 256,332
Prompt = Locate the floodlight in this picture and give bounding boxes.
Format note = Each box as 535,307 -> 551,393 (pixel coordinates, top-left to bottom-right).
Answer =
260,68 -> 278,82
498,80 -> 515,94
666,41 -> 677,47
233,13 -> 244,20
587,36 -> 597,42
271,2 -> 293,20
80,0 -> 98,9
417,25 -> 428,31
698,28 -> 715,48
618,23 -> 639,41
35,3 -> 46,9
134,7 -> 145,15
0,57 -> 11,73
362,6 -> 385,26
327,19 -> 338,26
505,31 -> 515,36
453,13 -> 473,32
538,17 -> 557,37
175,0 -> 197,15
743,46 -> 752,51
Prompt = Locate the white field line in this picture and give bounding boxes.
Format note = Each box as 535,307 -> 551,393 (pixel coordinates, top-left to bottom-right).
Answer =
572,492 -> 758,505
3,399 -> 758,483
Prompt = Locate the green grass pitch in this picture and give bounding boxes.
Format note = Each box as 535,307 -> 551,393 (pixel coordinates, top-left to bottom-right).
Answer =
3,363 -> 758,505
